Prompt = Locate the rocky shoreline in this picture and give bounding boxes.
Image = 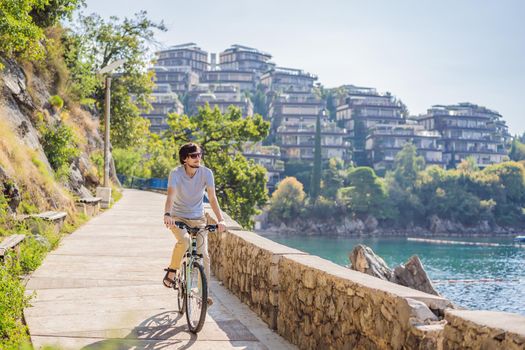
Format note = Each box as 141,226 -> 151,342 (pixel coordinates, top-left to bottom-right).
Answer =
259,214 -> 522,238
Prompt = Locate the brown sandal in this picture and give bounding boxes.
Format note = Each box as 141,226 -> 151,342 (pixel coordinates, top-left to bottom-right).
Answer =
163,268 -> 177,288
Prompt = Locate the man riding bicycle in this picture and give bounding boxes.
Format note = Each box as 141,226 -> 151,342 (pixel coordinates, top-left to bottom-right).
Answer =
163,142 -> 226,306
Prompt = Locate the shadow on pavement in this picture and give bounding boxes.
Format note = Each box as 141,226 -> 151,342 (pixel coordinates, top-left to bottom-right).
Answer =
80,311 -> 197,350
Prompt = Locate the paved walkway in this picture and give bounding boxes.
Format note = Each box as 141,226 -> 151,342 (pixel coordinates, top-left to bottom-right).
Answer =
24,189 -> 296,350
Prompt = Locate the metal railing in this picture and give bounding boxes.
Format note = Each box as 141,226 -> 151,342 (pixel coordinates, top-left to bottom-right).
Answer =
117,174 -> 168,191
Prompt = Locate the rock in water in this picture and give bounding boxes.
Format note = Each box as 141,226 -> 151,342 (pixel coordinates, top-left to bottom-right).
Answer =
393,255 -> 440,296
349,245 -> 441,296
349,244 -> 393,281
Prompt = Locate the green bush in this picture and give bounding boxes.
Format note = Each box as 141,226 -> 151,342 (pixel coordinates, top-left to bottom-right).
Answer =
338,167 -> 389,219
0,206 -> 88,348
268,177 -> 306,224
19,236 -> 47,273
306,196 -> 340,221
49,95 -> 64,110
89,150 -> 104,179
42,122 -> 80,176
0,265 -> 31,348
17,220 -> 60,273
113,148 -> 151,180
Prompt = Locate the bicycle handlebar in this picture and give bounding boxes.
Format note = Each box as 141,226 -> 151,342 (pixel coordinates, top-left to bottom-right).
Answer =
173,221 -> 218,233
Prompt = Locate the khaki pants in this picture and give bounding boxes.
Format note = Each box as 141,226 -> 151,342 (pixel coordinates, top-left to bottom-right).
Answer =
169,215 -> 210,278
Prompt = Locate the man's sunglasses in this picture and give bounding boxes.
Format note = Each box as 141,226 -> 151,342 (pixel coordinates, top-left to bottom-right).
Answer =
188,153 -> 202,159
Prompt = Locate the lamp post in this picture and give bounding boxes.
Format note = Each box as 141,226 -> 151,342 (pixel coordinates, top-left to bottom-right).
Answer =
102,75 -> 112,187
96,59 -> 126,207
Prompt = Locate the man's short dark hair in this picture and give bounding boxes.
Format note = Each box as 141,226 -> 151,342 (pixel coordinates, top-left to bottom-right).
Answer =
179,143 -> 201,164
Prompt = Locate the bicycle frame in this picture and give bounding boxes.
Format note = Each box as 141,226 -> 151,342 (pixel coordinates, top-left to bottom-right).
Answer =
173,221 -> 217,333
177,221 -> 216,278
183,231 -> 201,295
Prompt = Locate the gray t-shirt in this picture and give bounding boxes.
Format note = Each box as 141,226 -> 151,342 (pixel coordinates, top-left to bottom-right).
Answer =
168,165 -> 215,218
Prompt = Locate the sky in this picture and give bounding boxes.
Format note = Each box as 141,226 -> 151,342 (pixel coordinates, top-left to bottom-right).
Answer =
83,0 -> 525,135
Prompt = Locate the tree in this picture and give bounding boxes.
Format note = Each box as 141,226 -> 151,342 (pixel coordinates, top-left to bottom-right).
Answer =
321,158 -> 345,199
0,0 -> 46,69
483,162 -> 525,225
518,132 -> 525,144
166,105 -> 270,229
310,113 -> 322,200
457,156 -> 479,174
268,177 -> 306,223
393,97 -> 409,118
30,0 -> 84,28
385,143 -> 426,225
509,139 -> 525,161
0,0 -> 83,70
337,167 -> 388,218
250,84 -> 269,118
64,11 -> 166,148
391,143 -> 425,190
108,75 -> 153,148
283,160 -> 312,193
113,147 -> 151,179
145,134 -> 178,178
352,119 -> 369,166
416,167 -> 483,225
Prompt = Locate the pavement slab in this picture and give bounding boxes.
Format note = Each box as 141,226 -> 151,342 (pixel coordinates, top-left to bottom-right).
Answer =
24,189 -> 296,350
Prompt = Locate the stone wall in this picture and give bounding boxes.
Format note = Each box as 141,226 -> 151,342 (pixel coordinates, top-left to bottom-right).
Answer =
206,207 -> 525,349
443,310 -> 525,349
208,225 -> 308,329
277,255 -> 448,349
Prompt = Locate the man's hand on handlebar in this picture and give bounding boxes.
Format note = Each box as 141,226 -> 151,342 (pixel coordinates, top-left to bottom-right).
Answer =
217,220 -> 226,233
164,213 -> 175,228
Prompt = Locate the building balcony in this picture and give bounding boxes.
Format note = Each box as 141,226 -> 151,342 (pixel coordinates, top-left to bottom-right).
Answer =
243,145 -> 281,157
441,136 -> 501,143
272,67 -> 318,80
279,142 -> 349,149
346,99 -> 402,108
277,123 -> 346,135
444,149 -> 507,155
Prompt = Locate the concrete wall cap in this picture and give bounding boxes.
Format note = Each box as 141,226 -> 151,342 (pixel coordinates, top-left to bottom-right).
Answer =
228,230 -> 309,255
445,309 -> 525,336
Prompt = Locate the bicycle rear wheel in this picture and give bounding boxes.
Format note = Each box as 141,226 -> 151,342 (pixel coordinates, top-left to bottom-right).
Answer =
177,262 -> 186,314
184,261 -> 207,333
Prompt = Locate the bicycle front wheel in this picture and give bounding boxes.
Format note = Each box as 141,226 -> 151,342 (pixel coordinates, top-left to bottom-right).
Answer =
177,261 -> 186,314
184,261 -> 207,333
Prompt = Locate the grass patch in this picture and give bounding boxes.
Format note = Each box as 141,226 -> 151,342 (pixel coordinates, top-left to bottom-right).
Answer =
0,192 -> 93,348
111,185 -> 123,205
0,265 -> 31,349
49,95 -> 64,110
0,118 -> 72,211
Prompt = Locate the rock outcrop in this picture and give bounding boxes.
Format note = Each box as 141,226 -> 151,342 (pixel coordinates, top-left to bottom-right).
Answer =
394,255 -> 440,296
0,58 -> 105,212
349,244 -> 440,296
348,244 -> 393,281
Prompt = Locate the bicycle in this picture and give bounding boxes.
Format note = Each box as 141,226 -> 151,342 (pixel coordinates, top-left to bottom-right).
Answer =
169,221 -> 217,333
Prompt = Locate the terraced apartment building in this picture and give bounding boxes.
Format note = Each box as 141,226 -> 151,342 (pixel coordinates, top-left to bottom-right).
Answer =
336,85 -> 405,166
262,67 -> 350,161
141,84 -> 184,133
416,103 -> 510,168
